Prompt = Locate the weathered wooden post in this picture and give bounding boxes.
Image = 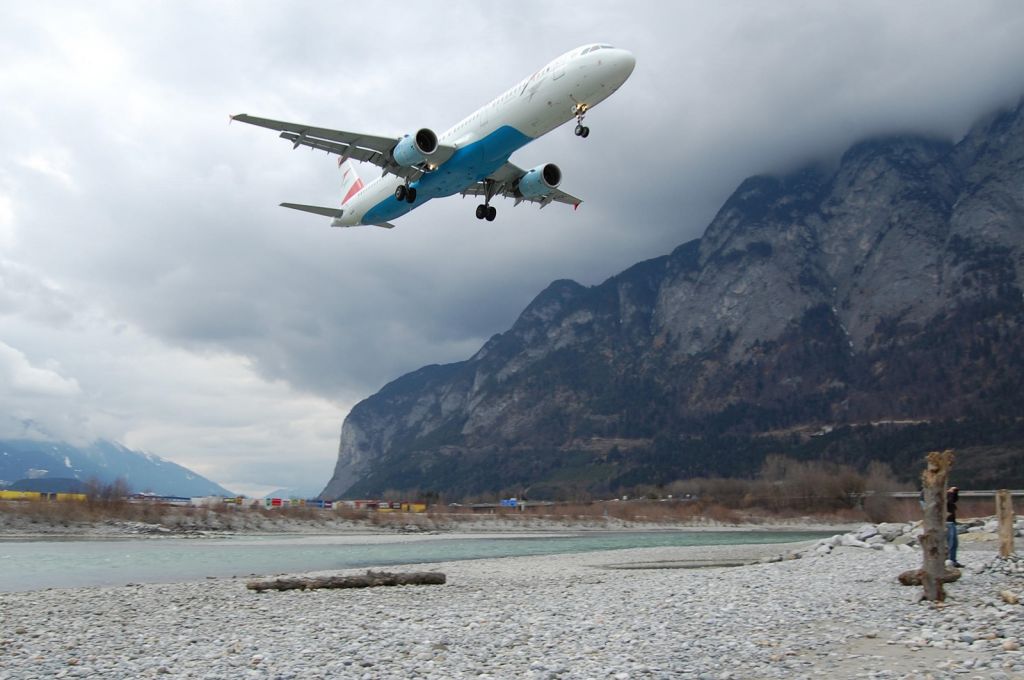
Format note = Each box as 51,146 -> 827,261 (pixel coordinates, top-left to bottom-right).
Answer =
920,450 -> 955,602
996,489 -> 1015,558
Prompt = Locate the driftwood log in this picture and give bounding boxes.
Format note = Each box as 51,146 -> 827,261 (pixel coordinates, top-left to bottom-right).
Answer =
246,570 -> 446,593
897,566 -> 961,587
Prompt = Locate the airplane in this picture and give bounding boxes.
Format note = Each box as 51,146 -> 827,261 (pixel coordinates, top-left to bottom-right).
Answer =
231,44 -> 635,229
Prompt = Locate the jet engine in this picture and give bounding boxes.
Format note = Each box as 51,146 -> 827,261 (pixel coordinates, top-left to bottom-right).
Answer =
391,129 -> 438,167
517,163 -> 562,198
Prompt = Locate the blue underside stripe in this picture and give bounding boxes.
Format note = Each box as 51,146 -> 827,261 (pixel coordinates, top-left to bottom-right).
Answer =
363,125 -> 532,224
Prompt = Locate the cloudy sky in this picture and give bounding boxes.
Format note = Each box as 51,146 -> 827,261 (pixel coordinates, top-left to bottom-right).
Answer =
2,2 -> 1023,496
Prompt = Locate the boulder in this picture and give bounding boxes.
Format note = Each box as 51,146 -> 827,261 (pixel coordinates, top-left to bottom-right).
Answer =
855,524 -> 879,541
876,523 -> 905,541
840,534 -> 871,549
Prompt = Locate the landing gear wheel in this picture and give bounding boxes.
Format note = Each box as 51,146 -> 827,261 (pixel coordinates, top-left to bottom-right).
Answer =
406,187 -> 417,203
475,204 -> 487,220
486,206 -> 497,221
572,102 -> 590,139
394,185 -> 407,201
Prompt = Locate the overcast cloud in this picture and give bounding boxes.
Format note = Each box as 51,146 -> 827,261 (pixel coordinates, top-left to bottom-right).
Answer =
2,2 -> 1023,496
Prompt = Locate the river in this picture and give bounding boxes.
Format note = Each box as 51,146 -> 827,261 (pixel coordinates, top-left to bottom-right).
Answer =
0,530 -> 832,592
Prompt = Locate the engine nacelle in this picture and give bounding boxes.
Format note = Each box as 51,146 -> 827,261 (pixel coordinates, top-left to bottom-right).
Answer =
391,128 -> 438,167
517,163 -> 562,198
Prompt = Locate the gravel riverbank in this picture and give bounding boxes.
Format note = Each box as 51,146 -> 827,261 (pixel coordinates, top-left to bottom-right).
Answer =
0,508 -> 858,538
1,535 -> 1022,679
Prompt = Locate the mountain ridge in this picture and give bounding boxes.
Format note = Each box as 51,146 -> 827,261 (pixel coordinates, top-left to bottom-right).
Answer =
0,438 -> 233,497
321,97 -> 1024,500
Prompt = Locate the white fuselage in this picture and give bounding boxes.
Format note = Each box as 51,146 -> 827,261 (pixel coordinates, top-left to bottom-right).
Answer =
333,44 -> 635,226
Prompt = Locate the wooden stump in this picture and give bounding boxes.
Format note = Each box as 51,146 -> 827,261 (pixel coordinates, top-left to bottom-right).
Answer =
919,450 -> 954,602
246,570 -> 446,592
996,489 -> 1016,558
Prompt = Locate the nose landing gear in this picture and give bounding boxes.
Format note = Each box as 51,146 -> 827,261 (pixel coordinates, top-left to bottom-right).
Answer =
572,102 -> 590,138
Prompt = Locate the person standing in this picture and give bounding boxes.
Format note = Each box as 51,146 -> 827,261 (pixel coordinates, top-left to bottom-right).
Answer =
947,486 -> 963,568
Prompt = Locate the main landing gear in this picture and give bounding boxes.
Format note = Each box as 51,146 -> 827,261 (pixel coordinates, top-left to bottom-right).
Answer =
475,204 -> 497,221
475,179 -> 497,221
572,102 -> 590,138
394,184 -> 417,203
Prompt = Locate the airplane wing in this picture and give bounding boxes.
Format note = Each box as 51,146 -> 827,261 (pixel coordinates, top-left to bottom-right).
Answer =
231,114 -> 457,182
459,161 -> 583,209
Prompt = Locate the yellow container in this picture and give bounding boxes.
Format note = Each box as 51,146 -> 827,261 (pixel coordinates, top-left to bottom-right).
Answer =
0,490 -> 42,501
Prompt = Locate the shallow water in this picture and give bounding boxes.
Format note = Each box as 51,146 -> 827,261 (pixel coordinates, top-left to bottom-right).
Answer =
0,530 -> 830,592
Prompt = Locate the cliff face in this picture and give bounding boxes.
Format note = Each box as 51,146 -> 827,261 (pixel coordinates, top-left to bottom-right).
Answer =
321,99 -> 1024,500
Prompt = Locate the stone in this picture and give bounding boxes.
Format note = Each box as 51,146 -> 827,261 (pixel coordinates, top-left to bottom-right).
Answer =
856,525 -> 879,541
840,535 -> 871,549
876,524 -> 905,542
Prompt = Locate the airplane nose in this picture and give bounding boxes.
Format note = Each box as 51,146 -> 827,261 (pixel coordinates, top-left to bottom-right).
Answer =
612,49 -> 636,82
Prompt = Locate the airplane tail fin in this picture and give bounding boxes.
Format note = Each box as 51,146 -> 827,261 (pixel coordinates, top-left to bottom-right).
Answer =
339,159 -> 365,205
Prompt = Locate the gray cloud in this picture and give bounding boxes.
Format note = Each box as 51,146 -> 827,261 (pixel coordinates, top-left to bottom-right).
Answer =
2,1 -> 1023,492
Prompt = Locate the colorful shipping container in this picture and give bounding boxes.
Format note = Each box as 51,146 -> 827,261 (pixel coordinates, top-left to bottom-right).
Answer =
0,490 -> 87,502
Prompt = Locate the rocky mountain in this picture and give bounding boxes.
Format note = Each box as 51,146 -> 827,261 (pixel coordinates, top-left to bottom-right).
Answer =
0,439 -> 233,497
321,99 -> 1024,500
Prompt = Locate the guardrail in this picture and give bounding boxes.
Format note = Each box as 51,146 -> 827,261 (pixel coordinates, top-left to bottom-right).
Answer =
886,490 -> 1024,498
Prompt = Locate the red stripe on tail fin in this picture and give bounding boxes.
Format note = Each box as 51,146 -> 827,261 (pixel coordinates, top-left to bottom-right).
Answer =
339,160 -> 365,205
342,178 -> 365,205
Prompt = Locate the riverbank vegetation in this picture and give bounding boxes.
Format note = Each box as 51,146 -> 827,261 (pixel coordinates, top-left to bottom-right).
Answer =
2,455 -> 1001,532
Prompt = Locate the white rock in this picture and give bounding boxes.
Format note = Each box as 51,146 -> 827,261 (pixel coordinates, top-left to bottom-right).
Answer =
855,525 -> 879,541
876,523 -> 905,541
840,535 -> 871,549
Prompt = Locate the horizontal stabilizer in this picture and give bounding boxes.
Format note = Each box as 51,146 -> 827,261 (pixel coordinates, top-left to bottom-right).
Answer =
280,202 -> 345,218
332,221 -> 395,230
